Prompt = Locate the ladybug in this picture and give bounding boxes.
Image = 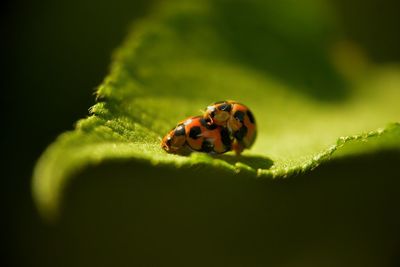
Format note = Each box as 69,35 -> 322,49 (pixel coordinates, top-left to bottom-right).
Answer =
204,100 -> 256,155
161,116 -> 232,154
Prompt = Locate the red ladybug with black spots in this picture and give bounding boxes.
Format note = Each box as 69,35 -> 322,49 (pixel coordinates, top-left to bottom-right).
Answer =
161,116 -> 232,154
204,100 -> 256,155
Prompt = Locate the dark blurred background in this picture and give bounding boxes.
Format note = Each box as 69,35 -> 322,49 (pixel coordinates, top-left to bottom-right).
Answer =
1,1 -> 154,266
1,0 -> 399,266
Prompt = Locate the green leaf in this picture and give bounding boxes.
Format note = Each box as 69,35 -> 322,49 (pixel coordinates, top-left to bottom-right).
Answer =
33,0 -> 400,220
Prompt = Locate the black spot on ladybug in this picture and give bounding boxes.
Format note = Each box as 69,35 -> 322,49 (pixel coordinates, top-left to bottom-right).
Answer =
234,125 -> 248,141
220,127 -> 232,150
208,124 -> 218,130
218,103 -> 232,112
200,118 -> 208,126
200,118 -> 217,130
174,125 -> 185,136
246,110 -> 255,124
189,126 -> 202,139
234,111 -> 245,122
201,139 -> 214,152
166,138 -> 172,147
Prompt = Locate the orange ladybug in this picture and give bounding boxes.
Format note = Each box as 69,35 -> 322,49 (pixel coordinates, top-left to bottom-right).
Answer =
204,100 -> 256,155
161,116 -> 232,154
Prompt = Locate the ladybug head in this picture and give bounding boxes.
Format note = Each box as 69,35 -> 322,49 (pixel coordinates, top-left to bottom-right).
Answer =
205,101 -> 232,125
161,125 -> 186,153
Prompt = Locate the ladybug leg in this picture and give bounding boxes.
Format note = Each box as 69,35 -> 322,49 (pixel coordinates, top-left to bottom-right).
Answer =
199,109 -> 213,123
205,116 -> 214,125
232,140 -> 244,156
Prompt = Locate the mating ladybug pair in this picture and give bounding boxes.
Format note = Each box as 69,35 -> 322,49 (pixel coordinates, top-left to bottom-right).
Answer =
161,100 -> 256,155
